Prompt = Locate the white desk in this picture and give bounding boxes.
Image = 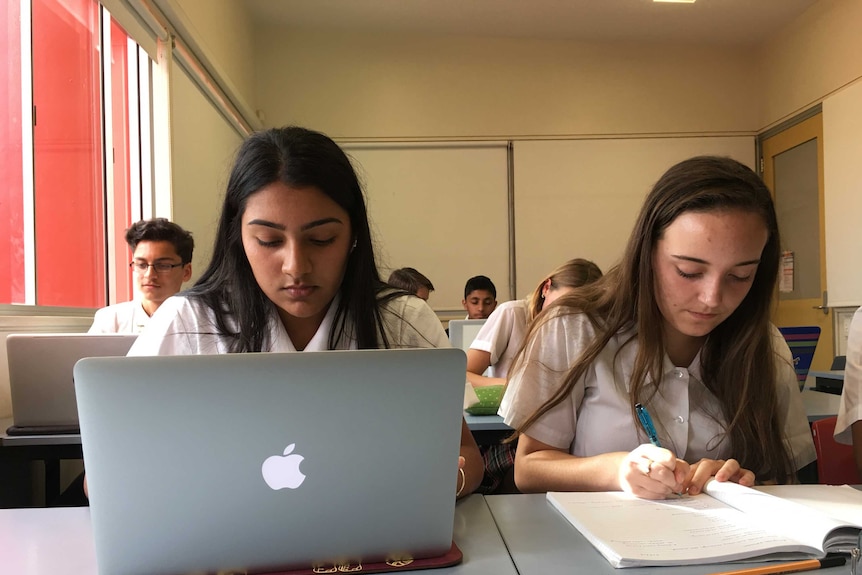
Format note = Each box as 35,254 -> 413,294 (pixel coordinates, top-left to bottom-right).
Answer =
0,495 -> 517,575
486,494 -> 849,575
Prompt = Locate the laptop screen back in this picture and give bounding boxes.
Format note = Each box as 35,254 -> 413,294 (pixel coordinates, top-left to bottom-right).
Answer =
6,333 -> 138,430
74,348 -> 466,575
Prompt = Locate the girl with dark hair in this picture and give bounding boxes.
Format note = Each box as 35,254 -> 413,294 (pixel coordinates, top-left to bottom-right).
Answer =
501,156 -> 815,499
127,126 -> 483,498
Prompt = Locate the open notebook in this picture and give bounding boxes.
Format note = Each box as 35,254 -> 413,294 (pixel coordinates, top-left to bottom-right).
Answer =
548,482 -> 862,568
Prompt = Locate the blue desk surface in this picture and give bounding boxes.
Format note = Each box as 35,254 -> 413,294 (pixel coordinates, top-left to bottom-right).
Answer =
463,413 -> 511,431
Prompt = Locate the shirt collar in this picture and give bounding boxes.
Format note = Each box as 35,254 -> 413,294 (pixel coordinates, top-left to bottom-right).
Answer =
270,294 -> 342,352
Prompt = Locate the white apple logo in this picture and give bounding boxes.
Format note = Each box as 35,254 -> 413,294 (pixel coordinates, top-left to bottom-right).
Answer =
261,443 -> 306,490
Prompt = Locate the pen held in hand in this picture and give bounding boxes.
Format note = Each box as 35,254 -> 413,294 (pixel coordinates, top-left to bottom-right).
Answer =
635,403 -> 661,447
635,402 -> 685,497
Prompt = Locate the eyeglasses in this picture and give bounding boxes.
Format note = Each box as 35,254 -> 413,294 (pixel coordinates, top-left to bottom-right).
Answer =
129,261 -> 185,274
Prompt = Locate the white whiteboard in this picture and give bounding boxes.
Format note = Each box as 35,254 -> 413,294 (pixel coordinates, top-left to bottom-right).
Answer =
344,144 -> 510,312
512,137 -> 755,296
824,81 -> 862,308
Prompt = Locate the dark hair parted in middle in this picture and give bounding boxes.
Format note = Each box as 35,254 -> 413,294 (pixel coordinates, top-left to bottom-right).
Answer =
188,126 -> 400,352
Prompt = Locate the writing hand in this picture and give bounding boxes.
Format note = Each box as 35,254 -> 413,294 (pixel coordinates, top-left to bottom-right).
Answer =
619,444 -> 689,500
684,458 -> 755,495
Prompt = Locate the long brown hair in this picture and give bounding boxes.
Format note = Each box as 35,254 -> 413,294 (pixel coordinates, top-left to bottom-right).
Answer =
512,156 -> 795,483
526,258 -> 603,322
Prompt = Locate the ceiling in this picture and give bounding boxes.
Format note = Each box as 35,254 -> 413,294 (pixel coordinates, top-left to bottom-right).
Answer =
242,0 -> 820,47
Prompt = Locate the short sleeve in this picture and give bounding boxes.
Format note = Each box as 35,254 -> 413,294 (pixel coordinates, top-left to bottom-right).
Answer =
770,324 -> 816,469
88,307 -> 114,334
500,310 -> 595,450
380,295 -> 449,349
127,296 -> 223,356
836,307 -> 862,444
470,300 -> 520,364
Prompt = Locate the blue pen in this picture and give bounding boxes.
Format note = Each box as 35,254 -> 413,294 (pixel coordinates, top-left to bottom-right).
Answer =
635,403 -> 661,447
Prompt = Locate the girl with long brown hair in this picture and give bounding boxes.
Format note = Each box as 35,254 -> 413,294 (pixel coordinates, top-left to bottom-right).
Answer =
501,156 -> 815,499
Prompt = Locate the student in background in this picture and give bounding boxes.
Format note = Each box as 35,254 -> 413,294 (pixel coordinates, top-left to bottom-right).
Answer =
462,275 -> 497,319
501,156 -> 815,499
124,126 -> 482,499
467,258 -> 603,389
88,218 -> 194,334
834,307 -> 862,477
467,258 -> 603,494
387,267 -> 435,301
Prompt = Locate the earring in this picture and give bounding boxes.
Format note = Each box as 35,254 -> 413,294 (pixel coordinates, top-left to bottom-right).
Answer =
350,239 -> 357,253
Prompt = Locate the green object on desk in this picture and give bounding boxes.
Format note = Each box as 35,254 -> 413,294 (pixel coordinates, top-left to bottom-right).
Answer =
465,385 -> 505,415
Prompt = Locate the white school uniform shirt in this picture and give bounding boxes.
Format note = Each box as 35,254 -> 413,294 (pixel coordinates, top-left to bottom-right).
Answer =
834,306 -> 862,444
500,308 -> 816,470
128,292 -> 448,356
469,298 -> 529,379
88,300 -> 151,334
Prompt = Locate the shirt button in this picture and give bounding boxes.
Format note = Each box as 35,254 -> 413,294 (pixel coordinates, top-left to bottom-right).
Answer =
675,369 -> 685,379
676,415 -> 685,423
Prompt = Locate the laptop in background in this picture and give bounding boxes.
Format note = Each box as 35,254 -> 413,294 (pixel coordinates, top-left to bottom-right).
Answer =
447,319 -> 487,353
6,333 -> 138,435
74,348 -> 466,575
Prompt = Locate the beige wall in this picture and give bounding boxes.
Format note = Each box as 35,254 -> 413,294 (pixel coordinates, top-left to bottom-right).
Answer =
170,63 -> 245,283
758,0 -> 862,129
161,0 -> 258,115
254,28 -> 759,138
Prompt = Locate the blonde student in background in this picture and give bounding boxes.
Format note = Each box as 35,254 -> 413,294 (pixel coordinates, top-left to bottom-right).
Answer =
501,156 -> 815,499
834,307 -> 862,477
467,258 -> 603,494
467,258 -> 603,389
85,126 -> 483,499
89,218 -> 194,334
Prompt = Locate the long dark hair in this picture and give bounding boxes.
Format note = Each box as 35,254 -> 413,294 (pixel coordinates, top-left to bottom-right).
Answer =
187,126 -> 398,352
513,156 -> 796,483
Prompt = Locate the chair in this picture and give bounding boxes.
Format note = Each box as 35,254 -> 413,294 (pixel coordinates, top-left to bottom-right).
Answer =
810,416 -> 861,485
777,326 -> 821,390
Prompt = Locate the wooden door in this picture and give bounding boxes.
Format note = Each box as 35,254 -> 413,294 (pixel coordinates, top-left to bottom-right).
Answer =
761,113 -> 832,371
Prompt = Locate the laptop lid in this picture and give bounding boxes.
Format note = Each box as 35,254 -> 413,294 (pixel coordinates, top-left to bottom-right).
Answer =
447,319 -> 487,353
6,333 -> 138,430
74,348 -> 466,575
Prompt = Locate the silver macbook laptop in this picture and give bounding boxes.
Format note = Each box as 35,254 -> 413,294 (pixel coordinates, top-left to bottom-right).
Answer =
74,348 -> 466,575
6,333 -> 138,434
447,319 -> 487,353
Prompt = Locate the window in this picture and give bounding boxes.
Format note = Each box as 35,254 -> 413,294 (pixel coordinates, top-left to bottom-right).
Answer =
0,0 -> 153,308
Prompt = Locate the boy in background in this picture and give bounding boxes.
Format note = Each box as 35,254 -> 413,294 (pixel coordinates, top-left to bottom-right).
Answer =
387,267 -> 435,301
462,275 -> 497,319
89,218 -> 194,333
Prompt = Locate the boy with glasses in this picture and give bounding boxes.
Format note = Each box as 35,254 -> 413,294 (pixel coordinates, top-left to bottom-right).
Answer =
88,218 -> 194,334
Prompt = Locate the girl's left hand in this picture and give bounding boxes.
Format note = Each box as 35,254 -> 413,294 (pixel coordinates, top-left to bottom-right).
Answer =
684,458 -> 755,495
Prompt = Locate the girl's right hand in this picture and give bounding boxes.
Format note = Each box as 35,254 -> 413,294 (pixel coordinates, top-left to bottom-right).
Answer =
618,444 -> 689,499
